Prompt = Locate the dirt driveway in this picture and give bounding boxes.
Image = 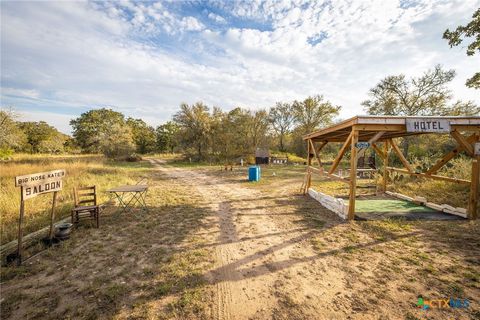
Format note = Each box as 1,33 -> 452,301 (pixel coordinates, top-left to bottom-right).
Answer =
2,159 -> 478,320
149,159 -> 346,319
148,159 -> 479,320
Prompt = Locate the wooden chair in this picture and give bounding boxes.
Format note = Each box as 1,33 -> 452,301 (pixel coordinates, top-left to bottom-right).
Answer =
72,186 -> 100,227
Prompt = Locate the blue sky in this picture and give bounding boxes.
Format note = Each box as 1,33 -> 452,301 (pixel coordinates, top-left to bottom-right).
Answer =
1,0 -> 479,133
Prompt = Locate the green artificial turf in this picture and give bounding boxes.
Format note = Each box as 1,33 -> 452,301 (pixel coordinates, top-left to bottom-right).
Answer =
355,199 -> 437,213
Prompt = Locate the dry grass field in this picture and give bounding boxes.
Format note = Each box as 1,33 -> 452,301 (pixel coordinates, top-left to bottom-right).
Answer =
1,156 -> 479,319
0,154 -> 149,245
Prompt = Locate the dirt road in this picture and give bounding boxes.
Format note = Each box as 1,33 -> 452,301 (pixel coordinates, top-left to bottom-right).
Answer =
2,159 -> 477,319
149,159 -> 352,319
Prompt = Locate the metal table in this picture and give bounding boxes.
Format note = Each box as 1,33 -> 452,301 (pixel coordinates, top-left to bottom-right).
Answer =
107,184 -> 148,212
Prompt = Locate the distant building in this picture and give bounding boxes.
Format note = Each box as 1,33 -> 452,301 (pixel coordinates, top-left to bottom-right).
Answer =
255,148 -> 270,165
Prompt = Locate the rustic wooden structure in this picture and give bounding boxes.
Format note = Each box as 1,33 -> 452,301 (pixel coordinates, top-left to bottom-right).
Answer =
255,148 -> 270,165
301,116 -> 480,220
14,169 -> 65,265
72,186 -> 100,227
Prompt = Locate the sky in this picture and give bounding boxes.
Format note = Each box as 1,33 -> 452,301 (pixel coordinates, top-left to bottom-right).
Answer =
1,0 -> 479,134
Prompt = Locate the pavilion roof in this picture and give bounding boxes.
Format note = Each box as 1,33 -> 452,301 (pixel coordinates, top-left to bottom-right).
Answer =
303,115 -> 480,142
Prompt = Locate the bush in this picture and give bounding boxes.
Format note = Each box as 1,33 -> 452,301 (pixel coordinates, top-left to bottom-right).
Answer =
0,148 -> 13,160
99,123 -> 135,159
125,154 -> 142,162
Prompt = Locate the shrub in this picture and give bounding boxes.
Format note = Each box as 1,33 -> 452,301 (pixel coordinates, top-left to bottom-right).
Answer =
99,123 -> 135,159
0,148 -> 13,160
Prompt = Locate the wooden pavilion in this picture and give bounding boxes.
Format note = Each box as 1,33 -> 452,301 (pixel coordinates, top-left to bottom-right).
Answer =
302,115 -> 480,220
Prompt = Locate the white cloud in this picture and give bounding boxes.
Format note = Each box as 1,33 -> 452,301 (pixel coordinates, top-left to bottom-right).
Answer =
208,12 -> 227,24
1,0 -> 479,134
180,16 -> 205,31
18,110 -> 76,134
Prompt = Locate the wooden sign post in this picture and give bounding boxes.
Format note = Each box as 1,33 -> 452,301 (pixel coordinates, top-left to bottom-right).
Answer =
14,169 -> 66,265
475,143 -> 480,156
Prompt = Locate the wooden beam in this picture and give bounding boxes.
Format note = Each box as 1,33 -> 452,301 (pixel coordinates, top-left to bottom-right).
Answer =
356,131 -> 385,161
309,139 -> 327,170
306,139 -> 312,191
48,191 -> 58,241
353,124 -> 406,132
329,131 -> 354,175
389,138 -> 414,173
371,143 -> 386,160
387,167 -> 470,184
1,217 -> 71,261
309,166 -> 350,184
451,124 -> 480,132
382,141 -> 389,192
303,117 -> 357,140
451,130 -> 474,156
426,134 -> 477,175
468,157 -> 479,219
348,130 -> 359,220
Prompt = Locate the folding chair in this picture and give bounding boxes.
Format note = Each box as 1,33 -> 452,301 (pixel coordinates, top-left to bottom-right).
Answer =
72,186 -> 100,227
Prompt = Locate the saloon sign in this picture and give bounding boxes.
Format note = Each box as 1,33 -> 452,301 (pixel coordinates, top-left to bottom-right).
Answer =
15,169 -> 66,200
406,118 -> 451,133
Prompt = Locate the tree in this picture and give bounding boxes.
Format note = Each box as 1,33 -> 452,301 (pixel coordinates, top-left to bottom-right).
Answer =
443,8 -> 480,89
362,65 -> 456,116
38,131 -> 69,153
173,102 -> 211,160
269,102 -> 294,151
126,118 -> 156,154
210,107 -> 251,161
441,100 -> 479,116
291,95 -> 341,155
362,65 -> 478,155
247,109 -> 270,151
18,121 -> 58,153
70,108 -> 127,153
156,121 -> 179,153
0,108 -> 26,151
99,123 -> 135,159
292,95 -> 341,134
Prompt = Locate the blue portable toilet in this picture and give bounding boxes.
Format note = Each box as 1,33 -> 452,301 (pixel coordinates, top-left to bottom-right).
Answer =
248,166 -> 261,182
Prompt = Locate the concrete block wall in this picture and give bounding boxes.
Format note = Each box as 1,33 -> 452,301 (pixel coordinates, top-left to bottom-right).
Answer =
308,188 -> 347,220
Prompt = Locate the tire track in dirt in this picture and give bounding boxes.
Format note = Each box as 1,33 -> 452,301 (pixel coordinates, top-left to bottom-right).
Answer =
149,159 -> 235,319
147,159 -> 338,319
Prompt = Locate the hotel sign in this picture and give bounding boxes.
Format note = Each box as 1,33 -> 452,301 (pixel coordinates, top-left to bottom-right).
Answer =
15,169 -> 65,200
406,118 -> 451,133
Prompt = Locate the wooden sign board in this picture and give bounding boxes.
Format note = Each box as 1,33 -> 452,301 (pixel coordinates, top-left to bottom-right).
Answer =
406,118 -> 451,133
14,169 -> 66,265
355,142 -> 370,149
475,143 -> 480,156
15,169 -> 65,187
22,180 -> 63,200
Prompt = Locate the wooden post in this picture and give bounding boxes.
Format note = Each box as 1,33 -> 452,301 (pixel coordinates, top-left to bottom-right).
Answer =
17,187 -> 25,266
389,138 -> 414,173
468,156 -> 479,219
329,131 -> 353,175
348,130 -> 359,220
383,140 -> 389,192
306,139 -> 312,191
49,191 -> 58,241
